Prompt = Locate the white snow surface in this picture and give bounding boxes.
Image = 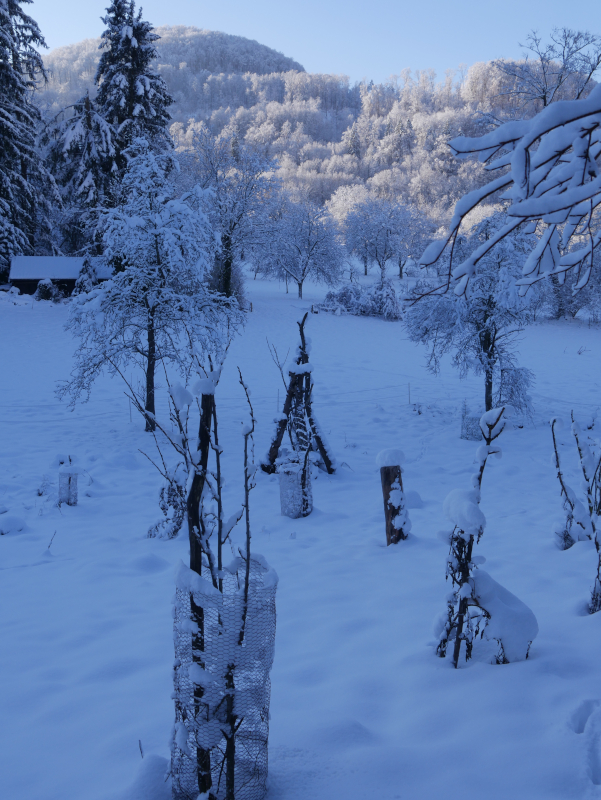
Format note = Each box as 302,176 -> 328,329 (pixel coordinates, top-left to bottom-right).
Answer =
1,279 -> 601,800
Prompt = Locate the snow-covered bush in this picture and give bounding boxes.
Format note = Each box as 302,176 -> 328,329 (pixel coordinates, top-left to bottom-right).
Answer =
319,278 -> 401,320
436,407 -> 538,667
34,278 -> 63,302
551,415 -> 601,611
72,258 -> 102,295
147,463 -> 187,539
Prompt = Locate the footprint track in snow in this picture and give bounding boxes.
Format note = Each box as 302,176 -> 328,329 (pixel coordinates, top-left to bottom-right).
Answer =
569,700 -> 601,786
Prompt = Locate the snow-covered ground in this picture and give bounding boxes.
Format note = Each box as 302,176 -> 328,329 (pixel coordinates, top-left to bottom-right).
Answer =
1,277 -> 601,800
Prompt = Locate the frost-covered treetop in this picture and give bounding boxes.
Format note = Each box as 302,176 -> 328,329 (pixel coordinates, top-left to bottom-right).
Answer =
420,85 -> 601,296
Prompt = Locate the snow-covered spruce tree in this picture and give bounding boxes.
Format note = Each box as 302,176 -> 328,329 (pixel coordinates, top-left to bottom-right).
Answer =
551,415 -> 601,611
127,363 -> 277,800
0,0 -> 55,280
58,139 -> 242,432
180,124 -> 277,301
95,0 -> 172,177
44,93 -> 116,255
406,213 -> 535,413
262,195 -> 344,299
436,408 -> 538,667
418,86 -> 601,300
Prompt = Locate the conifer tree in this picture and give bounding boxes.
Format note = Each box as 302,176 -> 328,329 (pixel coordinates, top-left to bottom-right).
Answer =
0,0 -> 54,279
95,0 -> 173,175
45,93 -> 116,255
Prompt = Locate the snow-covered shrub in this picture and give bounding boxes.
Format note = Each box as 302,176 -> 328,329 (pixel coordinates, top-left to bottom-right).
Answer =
147,464 -> 187,539
72,258 -> 101,295
319,279 -> 401,320
551,415 -> 601,611
34,278 -> 63,302
436,407 -> 538,666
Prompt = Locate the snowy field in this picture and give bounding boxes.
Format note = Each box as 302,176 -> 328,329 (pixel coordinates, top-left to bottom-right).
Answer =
1,277 -> 601,800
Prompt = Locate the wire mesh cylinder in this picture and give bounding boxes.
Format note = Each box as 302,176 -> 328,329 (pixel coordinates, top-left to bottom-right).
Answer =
171,559 -> 277,800
58,471 -> 78,506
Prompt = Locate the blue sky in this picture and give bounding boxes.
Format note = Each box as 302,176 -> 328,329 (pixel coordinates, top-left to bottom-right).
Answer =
32,0 -> 600,84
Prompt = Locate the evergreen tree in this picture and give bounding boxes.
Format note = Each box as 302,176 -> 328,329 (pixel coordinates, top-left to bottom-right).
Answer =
0,0 -> 54,279
95,0 -> 173,175
45,92 -> 116,255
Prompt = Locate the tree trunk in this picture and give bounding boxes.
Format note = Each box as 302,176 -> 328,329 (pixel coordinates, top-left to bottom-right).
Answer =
145,309 -> 156,432
186,392 -> 216,797
452,533 -> 475,668
484,368 -> 493,412
222,234 -> 233,298
363,256 -> 368,276
298,281 -> 303,299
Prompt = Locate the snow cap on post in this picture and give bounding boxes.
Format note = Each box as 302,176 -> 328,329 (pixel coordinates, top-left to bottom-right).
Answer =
376,448 -> 405,468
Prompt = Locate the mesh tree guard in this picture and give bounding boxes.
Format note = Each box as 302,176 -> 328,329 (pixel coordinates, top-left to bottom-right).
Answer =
278,456 -> 313,519
171,557 -> 278,800
460,401 -> 483,441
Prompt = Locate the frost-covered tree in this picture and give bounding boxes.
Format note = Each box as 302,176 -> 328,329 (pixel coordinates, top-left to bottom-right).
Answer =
492,28 -> 601,120
180,124 -> 277,300
95,0 -> 173,174
407,213 -> 535,412
263,196 -> 344,299
419,84 -> 601,300
44,93 -> 116,254
0,0 -> 55,279
59,139 -> 241,431
345,194 -> 410,280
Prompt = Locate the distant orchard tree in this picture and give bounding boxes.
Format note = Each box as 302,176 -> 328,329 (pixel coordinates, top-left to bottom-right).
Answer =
408,212 -> 536,412
264,196 -> 344,299
181,124 -> 277,301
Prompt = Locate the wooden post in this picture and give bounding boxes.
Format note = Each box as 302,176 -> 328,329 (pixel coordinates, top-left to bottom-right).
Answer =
380,466 -> 408,545
376,449 -> 409,545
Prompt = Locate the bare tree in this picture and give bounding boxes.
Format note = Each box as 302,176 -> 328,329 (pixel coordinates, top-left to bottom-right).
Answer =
493,28 -> 601,119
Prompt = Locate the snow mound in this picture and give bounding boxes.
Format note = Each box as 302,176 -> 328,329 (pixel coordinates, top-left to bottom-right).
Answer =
0,515 -> 27,535
474,570 -> 538,662
405,490 -> 423,509
376,449 -> 405,468
443,489 -> 486,534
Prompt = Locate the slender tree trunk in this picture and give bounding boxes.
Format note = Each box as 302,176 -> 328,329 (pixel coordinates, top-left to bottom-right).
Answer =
145,308 -> 156,432
363,256 -> 368,276
484,368 -> 493,412
298,281 -> 303,299
452,533 -> 475,668
186,392 -> 215,798
222,234 -> 233,298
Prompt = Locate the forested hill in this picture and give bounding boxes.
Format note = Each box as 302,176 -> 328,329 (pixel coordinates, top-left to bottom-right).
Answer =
38,26 -> 305,117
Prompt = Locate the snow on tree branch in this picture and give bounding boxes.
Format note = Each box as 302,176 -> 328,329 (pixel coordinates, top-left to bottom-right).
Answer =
419,85 -> 601,296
